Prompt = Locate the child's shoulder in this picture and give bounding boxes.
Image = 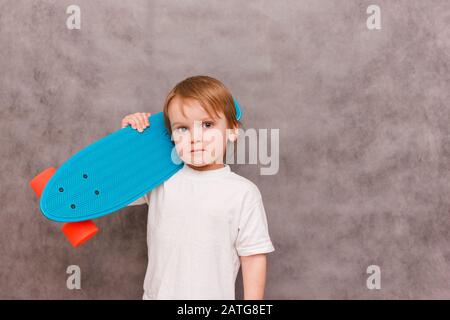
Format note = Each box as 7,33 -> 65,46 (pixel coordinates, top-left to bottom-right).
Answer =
225,171 -> 263,201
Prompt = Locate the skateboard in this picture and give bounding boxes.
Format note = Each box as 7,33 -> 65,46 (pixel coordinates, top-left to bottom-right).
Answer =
29,99 -> 242,247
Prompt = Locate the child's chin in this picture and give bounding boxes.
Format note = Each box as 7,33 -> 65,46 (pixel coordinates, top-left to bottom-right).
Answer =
183,156 -> 215,167
184,160 -> 209,167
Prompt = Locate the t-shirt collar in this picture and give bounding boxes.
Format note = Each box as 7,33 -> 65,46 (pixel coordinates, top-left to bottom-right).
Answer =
180,162 -> 231,178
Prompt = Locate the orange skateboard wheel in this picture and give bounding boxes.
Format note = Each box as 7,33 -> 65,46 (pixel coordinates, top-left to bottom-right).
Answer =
61,220 -> 99,247
29,167 -> 56,198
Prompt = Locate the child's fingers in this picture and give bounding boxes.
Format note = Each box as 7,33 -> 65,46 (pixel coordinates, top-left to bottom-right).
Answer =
132,114 -> 143,132
121,116 -> 131,128
121,113 -> 151,132
145,113 -> 151,125
131,117 -> 142,131
141,113 -> 150,127
121,116 -> 132,128
126,117 -> 138,130
136,113 -> 150,131
136,113 -> 147,130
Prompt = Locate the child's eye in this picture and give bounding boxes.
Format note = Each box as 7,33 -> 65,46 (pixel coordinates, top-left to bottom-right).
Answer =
175,127 -> 188,133
203,122 -> 214,129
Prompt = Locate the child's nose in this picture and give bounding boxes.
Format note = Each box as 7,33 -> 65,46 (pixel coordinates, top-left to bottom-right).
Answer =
191,124 -> 203,142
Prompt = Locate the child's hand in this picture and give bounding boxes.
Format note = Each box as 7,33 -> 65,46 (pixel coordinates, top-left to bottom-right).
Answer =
121,112 -> 151,132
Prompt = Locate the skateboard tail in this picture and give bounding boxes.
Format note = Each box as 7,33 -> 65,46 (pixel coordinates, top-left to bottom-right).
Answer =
29,167 -> 56,198
29,167 -> 99,248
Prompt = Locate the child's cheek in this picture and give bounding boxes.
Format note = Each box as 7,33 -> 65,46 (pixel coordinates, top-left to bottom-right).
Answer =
203,129 -> 225,154
172,133 -> 190,157
203,129 -> 225,150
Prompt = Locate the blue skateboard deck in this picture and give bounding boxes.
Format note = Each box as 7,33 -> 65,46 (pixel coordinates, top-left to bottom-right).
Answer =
40,112 -> 182,222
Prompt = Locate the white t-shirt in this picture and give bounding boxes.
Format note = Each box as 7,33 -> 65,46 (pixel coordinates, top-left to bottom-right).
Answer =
127,163 -> 275,300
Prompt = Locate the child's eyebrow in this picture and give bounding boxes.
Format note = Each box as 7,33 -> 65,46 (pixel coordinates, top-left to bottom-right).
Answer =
171,118 -> 216,127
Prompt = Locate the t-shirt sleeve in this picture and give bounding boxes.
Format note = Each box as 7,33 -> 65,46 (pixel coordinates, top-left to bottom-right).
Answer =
235,195 -> 275,256
127,192 -> 150,207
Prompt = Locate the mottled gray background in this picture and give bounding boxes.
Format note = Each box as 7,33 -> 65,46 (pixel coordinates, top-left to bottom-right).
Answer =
0,0 -> 449,299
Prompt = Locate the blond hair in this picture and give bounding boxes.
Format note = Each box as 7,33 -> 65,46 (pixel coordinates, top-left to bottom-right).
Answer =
163,75 -> 241,135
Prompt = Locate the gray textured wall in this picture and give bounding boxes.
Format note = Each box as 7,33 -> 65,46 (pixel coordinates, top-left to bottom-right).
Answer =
0,0 -> 449,299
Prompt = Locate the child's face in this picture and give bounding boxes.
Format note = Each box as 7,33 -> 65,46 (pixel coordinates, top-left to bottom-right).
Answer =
168,95 -> 236,168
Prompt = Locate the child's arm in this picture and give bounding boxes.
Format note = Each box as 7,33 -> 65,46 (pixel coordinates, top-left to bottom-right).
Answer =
235,193 -> 275,299
240,253 -> 267,300
127,195 -> 148,206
